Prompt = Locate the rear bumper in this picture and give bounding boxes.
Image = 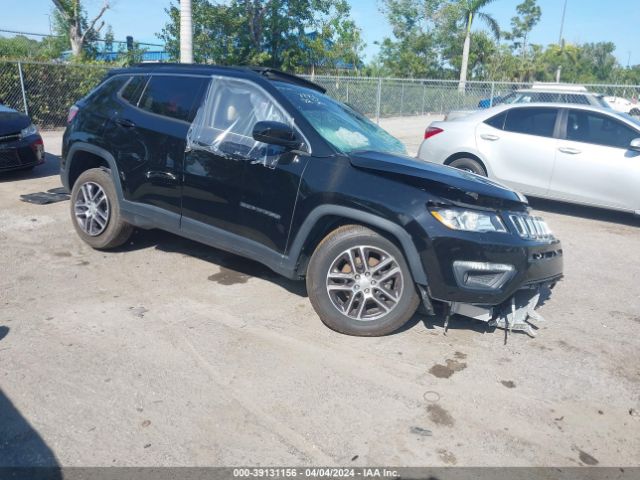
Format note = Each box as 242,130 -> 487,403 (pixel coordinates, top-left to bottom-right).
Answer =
0,134 -> 44,171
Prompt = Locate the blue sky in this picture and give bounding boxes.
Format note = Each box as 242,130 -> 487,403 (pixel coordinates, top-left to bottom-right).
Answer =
1,0 -> 639,65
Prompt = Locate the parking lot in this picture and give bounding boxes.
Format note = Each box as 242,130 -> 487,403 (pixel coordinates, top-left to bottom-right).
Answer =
1,118 -> 639,467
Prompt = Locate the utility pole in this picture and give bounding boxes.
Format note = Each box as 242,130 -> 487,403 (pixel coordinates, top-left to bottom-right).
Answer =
555,0 -> 568,83
180,0 -> 193,63
628,51 -> 632,69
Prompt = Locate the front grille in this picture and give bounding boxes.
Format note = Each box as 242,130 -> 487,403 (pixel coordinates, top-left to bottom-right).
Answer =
509,214 -> 553,240
0,133 -> 21,143
0,150 -> 21,168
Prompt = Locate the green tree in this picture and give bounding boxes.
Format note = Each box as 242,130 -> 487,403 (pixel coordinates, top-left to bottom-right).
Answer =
375,0 -> 441,78
506,0 -> 541,58
157,0 -> 364,73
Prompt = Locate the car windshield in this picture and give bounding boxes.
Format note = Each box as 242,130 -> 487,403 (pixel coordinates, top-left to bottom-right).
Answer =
619,112 -> 640,128
275,82 -> 406,155
498,92 -> 519,104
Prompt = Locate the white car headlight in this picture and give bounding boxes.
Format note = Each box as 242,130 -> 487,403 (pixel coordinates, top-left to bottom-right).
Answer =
431,207 -> 507,233
20,124 -> 38,138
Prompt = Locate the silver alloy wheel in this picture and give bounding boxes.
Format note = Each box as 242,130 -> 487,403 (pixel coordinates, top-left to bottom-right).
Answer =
326,245 -> 404,321
74,181 -> 110,236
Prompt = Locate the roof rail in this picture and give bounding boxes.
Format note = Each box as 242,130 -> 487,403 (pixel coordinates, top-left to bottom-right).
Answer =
128,63 -> 326,93
247,67 -> 326,93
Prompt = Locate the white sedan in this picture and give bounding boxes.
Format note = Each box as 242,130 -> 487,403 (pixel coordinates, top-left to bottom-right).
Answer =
417,103 -> 640,215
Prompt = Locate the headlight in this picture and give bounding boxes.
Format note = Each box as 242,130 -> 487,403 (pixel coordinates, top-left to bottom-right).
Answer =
20,124 -> 38,138
431,207 -> 507,233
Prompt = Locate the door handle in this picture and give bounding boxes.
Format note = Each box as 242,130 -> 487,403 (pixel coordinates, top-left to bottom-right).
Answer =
115,118 -> 136,128
480,134 -> 500,141
558,147 -> 581,155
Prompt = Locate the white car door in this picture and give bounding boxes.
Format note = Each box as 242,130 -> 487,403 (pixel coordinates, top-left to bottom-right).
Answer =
476,106 -> 560,196
549,109 -> 640,211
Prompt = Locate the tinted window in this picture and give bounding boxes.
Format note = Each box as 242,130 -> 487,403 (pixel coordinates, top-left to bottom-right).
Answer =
85,75 -> 130,102
504,107 -> 558,137
566,110 -> 639,149
121,75 -> 148,105
138,75 -> 208,122
484,112 -> 506,129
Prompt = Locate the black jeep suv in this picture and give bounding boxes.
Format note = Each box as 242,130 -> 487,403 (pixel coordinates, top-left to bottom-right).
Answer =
61,64 -> 563,336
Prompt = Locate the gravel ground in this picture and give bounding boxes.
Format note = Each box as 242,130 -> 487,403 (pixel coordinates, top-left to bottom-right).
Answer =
1,123 -> 639,467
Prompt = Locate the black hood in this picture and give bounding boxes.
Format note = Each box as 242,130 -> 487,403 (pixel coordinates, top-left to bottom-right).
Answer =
350,150 -> 527,208
0,105 -> 31,136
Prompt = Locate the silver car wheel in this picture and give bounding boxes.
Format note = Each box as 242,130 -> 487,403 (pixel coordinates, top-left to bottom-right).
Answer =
74,181 -> 110,236
326,245 -> 404,321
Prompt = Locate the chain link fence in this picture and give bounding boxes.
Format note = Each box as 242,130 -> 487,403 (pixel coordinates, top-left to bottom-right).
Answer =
2,60 -> 640,129
0,60 -> 108,129
304,76 -> 640,121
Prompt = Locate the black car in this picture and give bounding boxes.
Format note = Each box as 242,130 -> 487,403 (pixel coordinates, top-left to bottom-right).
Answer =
0,105 -> 45,172
61,64 -> 563,337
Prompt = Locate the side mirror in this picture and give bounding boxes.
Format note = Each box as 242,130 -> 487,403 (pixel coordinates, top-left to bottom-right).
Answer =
252,121 -> 301,149
630,138 -> 640,152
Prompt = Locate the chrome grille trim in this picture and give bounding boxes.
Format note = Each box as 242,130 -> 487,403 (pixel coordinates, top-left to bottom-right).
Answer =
508,214 -> 553,240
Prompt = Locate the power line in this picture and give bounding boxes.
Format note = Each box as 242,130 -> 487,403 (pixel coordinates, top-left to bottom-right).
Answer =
0,28 -> 164,47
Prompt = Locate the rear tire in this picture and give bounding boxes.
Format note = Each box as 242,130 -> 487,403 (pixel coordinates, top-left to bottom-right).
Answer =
70,168 -> 133,250
306,225 -> 420,336
449,157 -> 487,176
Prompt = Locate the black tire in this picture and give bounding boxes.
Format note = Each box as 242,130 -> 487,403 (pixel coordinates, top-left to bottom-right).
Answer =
629,108 -> 640,116
306,225 -> 420,336
70,168 -> 133,250
448,157 -> 487,176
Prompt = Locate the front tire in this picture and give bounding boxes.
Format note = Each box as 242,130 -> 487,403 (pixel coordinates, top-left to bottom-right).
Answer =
306,225 -> 420,336
448,157 -> 487,176
70,168 -> 133,250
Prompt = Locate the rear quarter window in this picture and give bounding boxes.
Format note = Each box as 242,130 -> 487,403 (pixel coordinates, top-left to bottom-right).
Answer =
84,75 -> 130,103
484,112 -> 506,129
120,75 -> 148,105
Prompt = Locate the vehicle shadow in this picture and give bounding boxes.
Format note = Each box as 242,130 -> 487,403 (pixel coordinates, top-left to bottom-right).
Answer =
0,326 -> 8,342
0,328 -> 61,477
528,197 -> 640,227
397,309 -> 495,336
0,153 -> 61,183
118,228 -> 308,297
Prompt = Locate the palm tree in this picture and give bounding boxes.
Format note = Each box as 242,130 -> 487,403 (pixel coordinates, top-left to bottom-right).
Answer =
456,0 -> 500,91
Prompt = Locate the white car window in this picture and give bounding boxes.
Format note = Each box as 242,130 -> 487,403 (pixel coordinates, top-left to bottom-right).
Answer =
566,110 -> 639,149
503,107 -> 558,138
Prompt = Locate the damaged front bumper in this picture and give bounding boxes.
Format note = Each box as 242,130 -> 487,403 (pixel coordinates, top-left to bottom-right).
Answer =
451,280 -> 558,338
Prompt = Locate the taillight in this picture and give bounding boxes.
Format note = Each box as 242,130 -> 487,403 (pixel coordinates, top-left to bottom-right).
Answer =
67,105 -> 79,124
424,126 -> 443,140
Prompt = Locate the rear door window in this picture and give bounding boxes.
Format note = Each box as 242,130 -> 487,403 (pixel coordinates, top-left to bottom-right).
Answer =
566,109 -> 639,149
138,75 -> 209,122
503,107 -> 558,138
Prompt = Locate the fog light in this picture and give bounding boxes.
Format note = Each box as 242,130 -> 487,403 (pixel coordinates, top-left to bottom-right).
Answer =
453,261 -> 515,291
